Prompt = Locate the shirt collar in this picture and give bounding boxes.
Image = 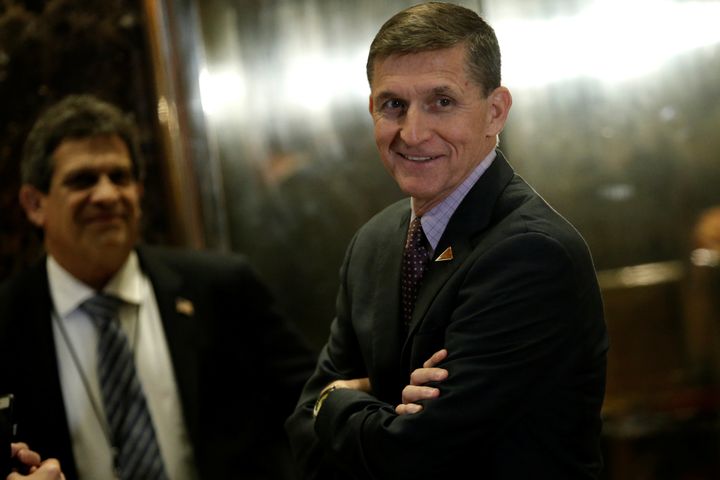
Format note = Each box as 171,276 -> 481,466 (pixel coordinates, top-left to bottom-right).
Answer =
411,150 -> 497,251
48,251 -> 142,317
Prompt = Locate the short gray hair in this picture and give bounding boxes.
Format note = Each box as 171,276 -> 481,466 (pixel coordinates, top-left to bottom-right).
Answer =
366,2 -> 501,97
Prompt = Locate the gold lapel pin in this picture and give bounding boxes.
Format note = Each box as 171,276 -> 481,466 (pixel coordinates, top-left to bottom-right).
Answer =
175,298 -> 195,316
435,246 -> 453,262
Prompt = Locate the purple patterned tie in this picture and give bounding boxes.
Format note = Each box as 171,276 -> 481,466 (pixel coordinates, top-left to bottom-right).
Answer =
401,216 -> 430,328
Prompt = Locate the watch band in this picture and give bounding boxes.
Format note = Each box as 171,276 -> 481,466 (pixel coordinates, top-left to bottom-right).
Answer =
313,384 -> 339,418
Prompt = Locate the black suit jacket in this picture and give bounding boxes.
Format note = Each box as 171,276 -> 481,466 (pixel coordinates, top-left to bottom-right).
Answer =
285,151 -> 609,479
0,245 -> 317,479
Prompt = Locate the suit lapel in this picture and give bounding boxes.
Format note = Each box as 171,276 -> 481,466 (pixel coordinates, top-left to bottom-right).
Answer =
136,247 -> 204,443
369,206 -> 411,395
11,260 -> 79,478
403,152 -> 516,344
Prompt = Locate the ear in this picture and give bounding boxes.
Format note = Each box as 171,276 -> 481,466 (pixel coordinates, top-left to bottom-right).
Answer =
18,184 -> 47,228
485,86 -> 513,137
368,94 -> 374,116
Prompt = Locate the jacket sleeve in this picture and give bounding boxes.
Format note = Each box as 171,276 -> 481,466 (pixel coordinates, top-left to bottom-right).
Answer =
285,232 -> 373,479
289,231 -> 605,479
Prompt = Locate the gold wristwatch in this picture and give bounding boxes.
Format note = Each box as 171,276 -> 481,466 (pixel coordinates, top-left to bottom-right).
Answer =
313,384 -> 339,418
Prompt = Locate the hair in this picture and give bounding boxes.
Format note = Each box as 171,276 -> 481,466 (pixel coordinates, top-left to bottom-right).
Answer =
366,2 -> 501,97
21,94 -> 144,192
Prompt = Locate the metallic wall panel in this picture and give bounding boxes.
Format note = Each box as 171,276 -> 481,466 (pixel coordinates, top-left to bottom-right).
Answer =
484,0 -> 720,270
145,2 -> 720,475
153,0 -> 720,355
143,0 -> 231,250
193,0 -> 483,349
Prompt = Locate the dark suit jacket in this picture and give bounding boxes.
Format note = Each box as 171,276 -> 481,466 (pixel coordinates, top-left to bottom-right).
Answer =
0,245 -> 317,479
285,151 -> 609,479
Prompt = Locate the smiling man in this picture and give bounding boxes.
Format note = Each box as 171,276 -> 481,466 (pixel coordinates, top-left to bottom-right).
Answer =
369,44 -> 510,216
0,95 -> 316,480
286,3 -> 608,479
22,132 -> 142,291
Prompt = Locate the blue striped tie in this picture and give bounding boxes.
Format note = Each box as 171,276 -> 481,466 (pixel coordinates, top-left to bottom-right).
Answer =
81,294 -> 169,480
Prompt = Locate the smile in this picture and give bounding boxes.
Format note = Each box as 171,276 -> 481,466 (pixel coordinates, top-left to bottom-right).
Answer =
86,214 -> 124,224
399,153 -> 439,162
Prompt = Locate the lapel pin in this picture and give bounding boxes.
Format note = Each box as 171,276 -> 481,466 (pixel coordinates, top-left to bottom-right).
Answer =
435,246 -> 453,262
175,298 -> 194,316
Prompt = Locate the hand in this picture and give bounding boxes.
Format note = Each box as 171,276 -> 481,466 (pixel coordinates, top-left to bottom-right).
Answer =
8,443 -> 40,473
396,349 -> 448,415
324,377 -> 371,393
7,443 -> 64,480
6,460 -> 64,480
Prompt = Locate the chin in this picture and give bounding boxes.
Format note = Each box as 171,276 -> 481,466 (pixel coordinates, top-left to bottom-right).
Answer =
88,245 -> 133,270
398,181 -> 438,201
93,228 -> 134,245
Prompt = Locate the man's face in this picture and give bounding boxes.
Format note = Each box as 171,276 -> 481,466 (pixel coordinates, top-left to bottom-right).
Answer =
369,44 -> 510,215
21,134 -> 142,287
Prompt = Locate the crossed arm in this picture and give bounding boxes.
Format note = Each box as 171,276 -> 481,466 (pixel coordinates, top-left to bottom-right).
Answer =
318,348 -> 449,416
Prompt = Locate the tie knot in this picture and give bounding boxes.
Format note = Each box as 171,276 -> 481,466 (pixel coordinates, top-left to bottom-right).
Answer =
406,216 -> 427,250
80,294 -> 124,327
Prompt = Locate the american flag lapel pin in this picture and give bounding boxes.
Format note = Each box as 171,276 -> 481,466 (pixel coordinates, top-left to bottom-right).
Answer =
175,297 -> 195,316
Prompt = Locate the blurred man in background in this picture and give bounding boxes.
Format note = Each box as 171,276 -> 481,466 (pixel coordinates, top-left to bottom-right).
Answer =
0,94 -> 316,479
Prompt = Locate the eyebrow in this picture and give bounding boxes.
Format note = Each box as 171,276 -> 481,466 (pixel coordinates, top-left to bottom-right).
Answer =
431,86 -> 454,95
61,165 -> 133,182
64,165 -> 131,176
373,85 -> 456,102
372,91 -> 397,104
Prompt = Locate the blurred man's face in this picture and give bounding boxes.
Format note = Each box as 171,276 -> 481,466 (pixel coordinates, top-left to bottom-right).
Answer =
21,134 -> 142,288
369,43 -> 510,215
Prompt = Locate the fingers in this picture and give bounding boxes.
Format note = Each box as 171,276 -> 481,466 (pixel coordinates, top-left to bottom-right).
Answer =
410,349 -> 449,387
401,384 -> 441,405
409,366 -> 448,386
16,449 -> 42,469
395,402 -> 423,415
10,443 -> 42,470
422,348 -> 448,368
395,385 -> 439,415
38,459 -> 63,479
10,443 -> 29,457
395,349 -> 449,416
7,459 -> 64,480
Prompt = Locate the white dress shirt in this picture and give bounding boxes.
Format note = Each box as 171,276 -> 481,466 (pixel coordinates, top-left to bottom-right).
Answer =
48,252 -> 198,480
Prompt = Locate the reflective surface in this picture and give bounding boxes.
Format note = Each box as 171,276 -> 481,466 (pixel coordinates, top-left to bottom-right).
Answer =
193,0 -> 484,349
488,0 -> 720,270
153,0 -> 720,477
184,0 -> 720,349
4,0 -> 718,476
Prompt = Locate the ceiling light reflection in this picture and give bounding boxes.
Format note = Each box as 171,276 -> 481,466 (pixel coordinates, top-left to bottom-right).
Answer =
494,0 -> 720,88
282,50 -> 368,113
199,66 -> 246,116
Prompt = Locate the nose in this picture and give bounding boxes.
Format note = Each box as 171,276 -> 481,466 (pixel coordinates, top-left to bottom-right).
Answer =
90,175 -> 120,204
399,105 -> 432,146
